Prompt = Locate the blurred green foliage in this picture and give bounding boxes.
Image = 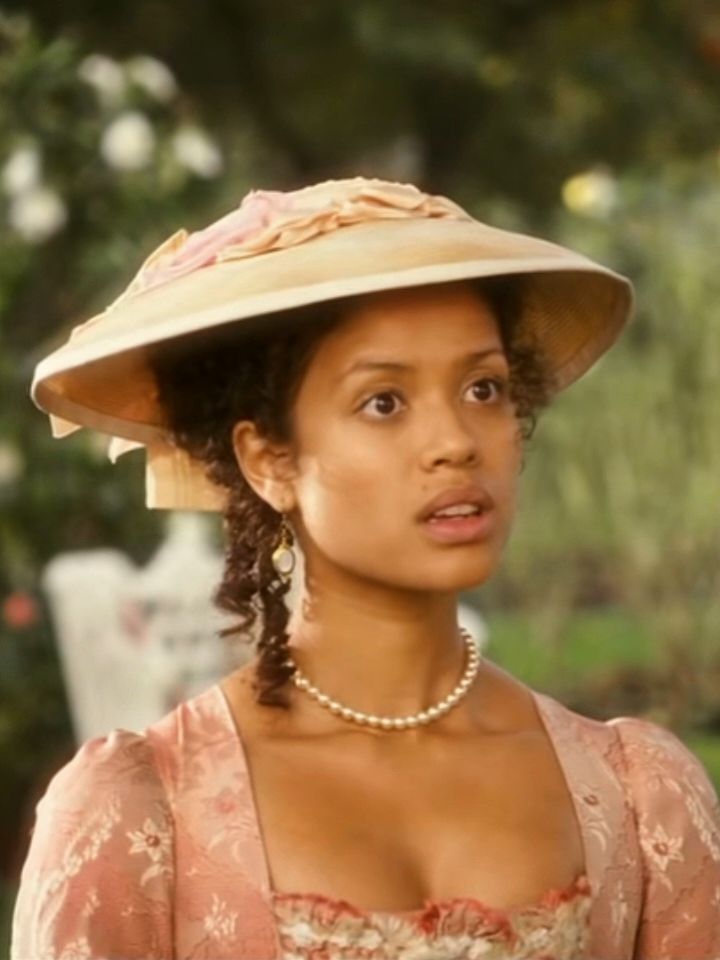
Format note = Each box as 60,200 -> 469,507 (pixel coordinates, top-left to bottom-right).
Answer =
485,164 -> 720,729
0,10 -> 233,891
17,1 -> 720,215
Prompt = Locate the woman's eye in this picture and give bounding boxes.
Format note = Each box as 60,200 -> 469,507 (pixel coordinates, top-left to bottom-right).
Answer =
359,391 -> 403,418
465,377 -> 507,403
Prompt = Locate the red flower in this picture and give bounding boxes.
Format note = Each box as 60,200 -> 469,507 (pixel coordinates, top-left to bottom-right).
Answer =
2,591 -> 39,629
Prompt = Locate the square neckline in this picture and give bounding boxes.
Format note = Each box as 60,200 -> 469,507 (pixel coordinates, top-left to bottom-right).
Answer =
210,681 -> 594,918
267,872 -> 592,921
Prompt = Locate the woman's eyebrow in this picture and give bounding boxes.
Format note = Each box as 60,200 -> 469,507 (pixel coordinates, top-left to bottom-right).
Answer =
338,347 -> 506,382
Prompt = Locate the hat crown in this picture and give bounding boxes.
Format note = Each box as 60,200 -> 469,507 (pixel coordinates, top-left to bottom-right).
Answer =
112,177 -> 472,308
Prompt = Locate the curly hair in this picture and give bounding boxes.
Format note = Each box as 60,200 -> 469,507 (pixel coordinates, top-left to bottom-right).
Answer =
147,278 -> 554,709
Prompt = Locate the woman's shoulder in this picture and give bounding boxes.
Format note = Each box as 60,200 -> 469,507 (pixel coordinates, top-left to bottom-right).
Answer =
607,710 -> 717,778
541,687 -> 716,786
12,727 -> 175,960
38,680 -> 232,810
592,712 -> 720,954
605,711 -> 720,835
531,686 -> 720,836
37,725 -> 163,819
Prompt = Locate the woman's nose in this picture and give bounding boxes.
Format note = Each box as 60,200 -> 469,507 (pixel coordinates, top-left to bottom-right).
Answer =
420,407 -> 481,470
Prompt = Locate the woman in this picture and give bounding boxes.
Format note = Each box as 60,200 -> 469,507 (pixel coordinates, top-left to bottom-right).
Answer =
12,178 -> 720,959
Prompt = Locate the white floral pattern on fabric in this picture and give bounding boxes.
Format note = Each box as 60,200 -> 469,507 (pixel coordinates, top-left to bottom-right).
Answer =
270,874 -> 592,960
57,938 -> 92,960
127,815 -> 173,885
638,820 -> 685,880
202,893 -> 239,940
609,715 -> 720,958
11,731 -> 174,960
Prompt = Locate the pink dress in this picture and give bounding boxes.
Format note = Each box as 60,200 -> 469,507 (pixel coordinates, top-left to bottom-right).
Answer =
10,681 -> 720,959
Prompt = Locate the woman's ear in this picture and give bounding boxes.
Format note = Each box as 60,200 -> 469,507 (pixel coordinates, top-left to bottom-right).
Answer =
231,420 -> 297,510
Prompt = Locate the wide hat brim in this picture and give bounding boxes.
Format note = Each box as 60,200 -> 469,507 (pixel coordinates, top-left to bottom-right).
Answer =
31,191 -> 634,511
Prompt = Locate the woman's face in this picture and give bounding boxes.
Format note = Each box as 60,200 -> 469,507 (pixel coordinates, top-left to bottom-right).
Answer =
285,281 -> 523,593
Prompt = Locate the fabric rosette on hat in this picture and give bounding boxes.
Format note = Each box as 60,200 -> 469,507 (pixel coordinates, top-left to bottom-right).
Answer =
30,177 -> 634,511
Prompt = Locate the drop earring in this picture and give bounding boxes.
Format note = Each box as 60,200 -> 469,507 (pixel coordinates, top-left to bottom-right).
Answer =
271,513 -> 296,583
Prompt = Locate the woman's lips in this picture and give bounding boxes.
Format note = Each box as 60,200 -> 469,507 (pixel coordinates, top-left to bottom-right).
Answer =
420,509 -> 494,543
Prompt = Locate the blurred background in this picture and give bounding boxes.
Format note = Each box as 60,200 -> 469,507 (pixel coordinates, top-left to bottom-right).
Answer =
1,2 -> 720,953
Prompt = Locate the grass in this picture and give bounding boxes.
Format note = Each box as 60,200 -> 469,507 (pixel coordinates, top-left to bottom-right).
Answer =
483,606 -> 657,690
683,734 -> 720,794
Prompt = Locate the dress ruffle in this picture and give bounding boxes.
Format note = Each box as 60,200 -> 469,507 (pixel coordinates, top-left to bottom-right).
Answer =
270,872 -> 592,959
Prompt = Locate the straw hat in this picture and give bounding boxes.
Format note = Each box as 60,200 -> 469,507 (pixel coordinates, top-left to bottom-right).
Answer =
31,177 -> 634,511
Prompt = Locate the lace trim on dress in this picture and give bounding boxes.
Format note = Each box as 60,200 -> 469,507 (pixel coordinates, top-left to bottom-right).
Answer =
270,871 -> 592,959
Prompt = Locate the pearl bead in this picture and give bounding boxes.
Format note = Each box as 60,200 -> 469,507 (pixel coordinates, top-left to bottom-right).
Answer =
287,628 -> 481,732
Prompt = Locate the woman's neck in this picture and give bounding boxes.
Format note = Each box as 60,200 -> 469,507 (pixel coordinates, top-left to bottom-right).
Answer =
285,584 -> 469,723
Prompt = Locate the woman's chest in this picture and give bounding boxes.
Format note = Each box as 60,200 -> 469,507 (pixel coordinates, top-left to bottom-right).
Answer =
242,726 -> 586,912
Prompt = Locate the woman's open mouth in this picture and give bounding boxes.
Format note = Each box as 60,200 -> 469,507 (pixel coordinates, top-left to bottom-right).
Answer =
421,507 -> 494,543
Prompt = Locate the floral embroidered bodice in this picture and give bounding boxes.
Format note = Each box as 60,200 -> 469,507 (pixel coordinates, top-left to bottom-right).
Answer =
10,681 -> 720,959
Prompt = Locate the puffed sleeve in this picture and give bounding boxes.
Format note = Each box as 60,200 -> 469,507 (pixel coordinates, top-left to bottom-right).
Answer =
10,728 -> 174,960
611,715 -> 720,959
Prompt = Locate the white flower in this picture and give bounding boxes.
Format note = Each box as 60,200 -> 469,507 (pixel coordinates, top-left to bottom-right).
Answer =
0,444 -> 23,485
562,169 -> 618,217
126,55 -> 178,102
127,817 -> 172,862
78,54 -> 126,106
2,145 -> 42,196
8,186 -> 67,242
639,819 -> 684,872
172,125 -> 223,178
100,111 -> 156,171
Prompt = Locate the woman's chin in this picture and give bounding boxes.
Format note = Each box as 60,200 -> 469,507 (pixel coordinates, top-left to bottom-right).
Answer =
409,556 -> 500,593
418,535 -> 504,581
437,569 -> 496,592
308,538 -> 502,592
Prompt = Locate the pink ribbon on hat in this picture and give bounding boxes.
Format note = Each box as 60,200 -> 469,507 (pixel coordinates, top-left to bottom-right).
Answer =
108,178 -> 471,308
114,189 -> 293,302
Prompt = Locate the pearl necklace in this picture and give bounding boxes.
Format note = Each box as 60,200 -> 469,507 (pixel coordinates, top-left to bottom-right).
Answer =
287,628 -> 481,731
